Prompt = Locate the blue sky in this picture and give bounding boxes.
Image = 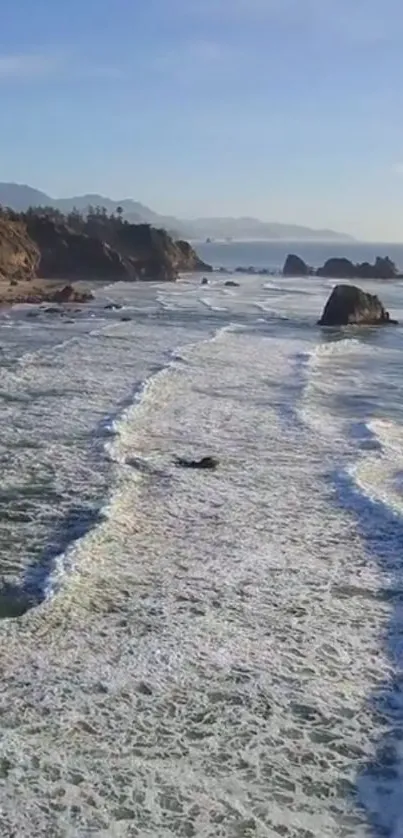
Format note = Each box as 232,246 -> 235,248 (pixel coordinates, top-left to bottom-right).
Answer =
1,0 -> 403,239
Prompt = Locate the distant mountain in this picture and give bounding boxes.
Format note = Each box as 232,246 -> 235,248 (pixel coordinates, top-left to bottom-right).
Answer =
0,184 -> 52,212
178,217 -> 354,242
0,183 -> 354,242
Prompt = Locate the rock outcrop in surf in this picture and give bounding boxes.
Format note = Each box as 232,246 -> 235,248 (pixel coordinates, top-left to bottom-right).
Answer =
283,252 -> 399,280
318,284 -> 398,326
317,256 -> 398,280
283,254 -> 311,276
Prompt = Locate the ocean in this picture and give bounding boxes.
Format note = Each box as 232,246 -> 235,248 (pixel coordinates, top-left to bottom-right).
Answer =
0,240 -> 403,836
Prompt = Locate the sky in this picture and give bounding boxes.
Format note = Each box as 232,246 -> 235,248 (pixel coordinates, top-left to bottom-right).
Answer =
1,0 -> 403,240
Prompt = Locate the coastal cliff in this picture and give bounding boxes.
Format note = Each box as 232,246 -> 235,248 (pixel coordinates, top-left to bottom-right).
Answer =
25,215 -> 128,280
0,216 -> 40,283
0,207 -> 211,302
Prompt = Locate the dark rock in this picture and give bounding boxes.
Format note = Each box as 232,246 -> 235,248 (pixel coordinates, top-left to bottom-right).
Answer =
26,215 -> 128,281
201,277 -> 209,285
43,306 -> 62,314
317,256 -> 398,280
372,256 -> 398,279
175,456 -> 219,471
283,254 -> 310,276
225,280 -> 240,287
317,258 -> 358,279
137,681 -> 153,696
120,316 -> 132,322
104,303 -> 122,310
50,284 -> 93,304
318,284 -> 398,326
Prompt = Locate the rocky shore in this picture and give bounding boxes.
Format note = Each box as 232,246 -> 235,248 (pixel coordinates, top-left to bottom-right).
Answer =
0,279 -> 93,307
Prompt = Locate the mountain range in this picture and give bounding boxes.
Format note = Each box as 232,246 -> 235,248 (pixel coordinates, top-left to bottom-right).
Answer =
0,183 -> 354,242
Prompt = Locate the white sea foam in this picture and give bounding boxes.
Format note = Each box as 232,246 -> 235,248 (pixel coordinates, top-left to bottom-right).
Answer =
0,275 -> 401,835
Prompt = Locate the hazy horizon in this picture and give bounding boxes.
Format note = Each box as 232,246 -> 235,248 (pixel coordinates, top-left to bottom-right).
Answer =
1,0 -> 403,240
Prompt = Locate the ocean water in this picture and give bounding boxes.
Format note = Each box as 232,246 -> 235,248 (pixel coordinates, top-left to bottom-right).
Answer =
0,252 -> 403,836
196,239 -> 403,272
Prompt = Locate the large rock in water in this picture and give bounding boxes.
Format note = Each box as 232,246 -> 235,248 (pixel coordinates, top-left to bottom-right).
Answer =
283,254 -> 310,276
317,256 -> 398,280
316,258 -> 356,279
318,284 -> 398,326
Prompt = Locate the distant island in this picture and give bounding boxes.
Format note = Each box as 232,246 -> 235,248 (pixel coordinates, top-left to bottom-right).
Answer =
0,182 -> 354,243
283,253 -> 401,280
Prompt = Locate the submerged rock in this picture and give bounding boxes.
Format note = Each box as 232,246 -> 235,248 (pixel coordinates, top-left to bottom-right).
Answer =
318,284 -> 398,326
224,280 -> 240,287
175,456 -> 219,471
283,254 -> 310,276
201,277 -> 209,285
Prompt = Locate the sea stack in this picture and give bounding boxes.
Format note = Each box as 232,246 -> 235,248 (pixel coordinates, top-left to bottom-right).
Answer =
318,284 -> 398,326
282,254 -> 310,276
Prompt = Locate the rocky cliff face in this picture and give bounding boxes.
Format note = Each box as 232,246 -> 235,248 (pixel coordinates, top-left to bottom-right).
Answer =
22,215 -> 211,282
26,216 -> 128,280
89,223 -> 212,280
0,217 -> 40,282
175,240 -> 212,273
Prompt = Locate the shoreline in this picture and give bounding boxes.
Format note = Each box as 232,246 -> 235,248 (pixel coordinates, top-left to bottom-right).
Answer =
0,277 -> 95,308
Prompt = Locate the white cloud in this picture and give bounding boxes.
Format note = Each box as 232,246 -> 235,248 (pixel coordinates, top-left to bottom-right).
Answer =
146,38 -> 239,85
180,0 -> 403,43
0,53 -> 61,80
0,51 -> 124,83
